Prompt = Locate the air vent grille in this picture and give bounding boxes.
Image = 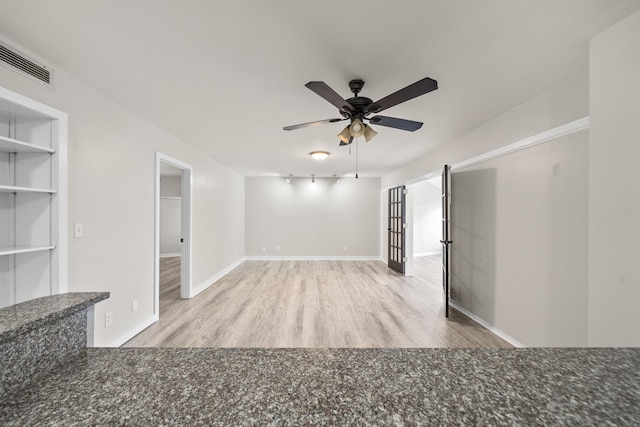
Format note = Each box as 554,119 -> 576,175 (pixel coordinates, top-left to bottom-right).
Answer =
0,41 -> 52,86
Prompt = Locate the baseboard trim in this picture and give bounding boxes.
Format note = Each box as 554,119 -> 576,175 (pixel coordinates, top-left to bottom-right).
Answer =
450,302 -> 525,348
107,314 -> 159,348
244,256 -> 383,261
190,256 -> 245,298
160,253 -> 181,258
106,257 -> 245,347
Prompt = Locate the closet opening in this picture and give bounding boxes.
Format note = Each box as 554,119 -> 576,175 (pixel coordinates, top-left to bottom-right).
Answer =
155,153 -> 192,317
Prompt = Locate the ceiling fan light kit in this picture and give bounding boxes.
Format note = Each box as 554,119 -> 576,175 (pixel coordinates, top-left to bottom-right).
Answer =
350,119 -> 365,137
338,126 -> 351,144
363,124 -> 378,142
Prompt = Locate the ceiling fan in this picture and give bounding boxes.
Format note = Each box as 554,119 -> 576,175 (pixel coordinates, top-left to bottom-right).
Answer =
283,77 -> 438,145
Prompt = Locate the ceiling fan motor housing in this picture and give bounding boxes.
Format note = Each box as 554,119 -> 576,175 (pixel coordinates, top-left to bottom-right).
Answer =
345,96 -> 372,118
345,79 -> 371,121
348,79 -> 365,95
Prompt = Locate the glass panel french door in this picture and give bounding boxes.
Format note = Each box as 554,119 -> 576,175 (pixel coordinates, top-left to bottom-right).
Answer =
441,165 -> 452,318
388,185 -> 406,274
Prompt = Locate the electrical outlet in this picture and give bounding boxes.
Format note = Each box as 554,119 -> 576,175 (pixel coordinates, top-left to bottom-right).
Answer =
132,299 -> 138,312
343,245 -> 348,251
262,247 -> 266,253
73,223 -> 83,238
275,245 -> 280,251
105,312 -> 113,327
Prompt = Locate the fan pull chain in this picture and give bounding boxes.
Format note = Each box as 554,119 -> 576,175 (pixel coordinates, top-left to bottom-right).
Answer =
355,137 -> 359,179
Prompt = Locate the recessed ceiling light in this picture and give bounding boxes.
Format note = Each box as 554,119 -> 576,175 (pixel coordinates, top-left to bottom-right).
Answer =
310,151 -> 330,160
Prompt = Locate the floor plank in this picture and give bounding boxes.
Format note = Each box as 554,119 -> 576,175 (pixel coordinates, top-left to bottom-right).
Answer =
124,256 -> 511,348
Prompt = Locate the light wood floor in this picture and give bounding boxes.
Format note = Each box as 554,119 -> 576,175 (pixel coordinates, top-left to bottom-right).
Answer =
158,256 -> 181,306
124,256 -> 511,348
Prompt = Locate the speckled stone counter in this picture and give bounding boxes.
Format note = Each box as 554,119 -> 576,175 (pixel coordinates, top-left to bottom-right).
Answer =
0,292 -> 109,398
1,347 -> 638,425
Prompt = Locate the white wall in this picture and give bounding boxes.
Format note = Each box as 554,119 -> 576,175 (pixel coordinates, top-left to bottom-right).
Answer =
245,177 -> 380,258
160,175 -> 181,197
451,130 -> 589,346
381,70 -> 589,189
380,188 -> 389,263
160,199 -> 181,255
588,10 -> 640,346
0,40 -> 245,346
382,12 -> 640,347
382,69 -> 590,347
412,179 -> 442,256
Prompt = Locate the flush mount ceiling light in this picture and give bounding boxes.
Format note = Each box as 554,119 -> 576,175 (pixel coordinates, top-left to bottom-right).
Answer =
310,151 -> 330,160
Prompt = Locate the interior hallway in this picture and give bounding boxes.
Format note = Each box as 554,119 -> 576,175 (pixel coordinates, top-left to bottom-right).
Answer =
125,256 -> 510,348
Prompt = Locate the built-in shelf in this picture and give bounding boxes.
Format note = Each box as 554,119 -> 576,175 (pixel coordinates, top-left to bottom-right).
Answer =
0,135 -> 55,154
0,185 -> 57,194
0,246 -> 56,256
0,86 -> 67,308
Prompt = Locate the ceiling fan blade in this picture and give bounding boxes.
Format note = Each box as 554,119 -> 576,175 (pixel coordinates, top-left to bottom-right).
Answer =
368,116 -> 423,132
283,118 -> 345,131
305,81 -> 353,115
339,136 -> 354,146
365,77 -> 438,114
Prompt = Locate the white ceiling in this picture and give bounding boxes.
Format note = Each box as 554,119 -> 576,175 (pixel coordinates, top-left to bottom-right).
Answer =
1,1 -> 639,178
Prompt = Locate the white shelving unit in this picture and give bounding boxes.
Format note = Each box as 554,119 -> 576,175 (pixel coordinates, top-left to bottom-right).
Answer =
0,87 -> 67,308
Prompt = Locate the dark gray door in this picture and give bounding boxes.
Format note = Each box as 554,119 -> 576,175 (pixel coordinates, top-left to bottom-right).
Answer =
441,165 -> 452,318
388,185 -> 406,274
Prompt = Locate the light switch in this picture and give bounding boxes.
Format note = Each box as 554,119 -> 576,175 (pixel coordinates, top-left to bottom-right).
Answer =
74,223 -> 83,238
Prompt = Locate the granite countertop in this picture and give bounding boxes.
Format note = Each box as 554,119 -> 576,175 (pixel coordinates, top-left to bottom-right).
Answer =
1,347 -> 639,425
0,292 -> 109,343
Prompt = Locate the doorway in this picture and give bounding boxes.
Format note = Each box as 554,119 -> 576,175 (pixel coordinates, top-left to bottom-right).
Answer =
411,176 -> 442,257
155,152 -> 192,317
403,175 -> 442,277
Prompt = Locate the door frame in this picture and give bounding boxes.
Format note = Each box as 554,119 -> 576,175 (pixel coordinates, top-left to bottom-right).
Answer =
441,164 -> 452,318
154,152 -> 193,317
